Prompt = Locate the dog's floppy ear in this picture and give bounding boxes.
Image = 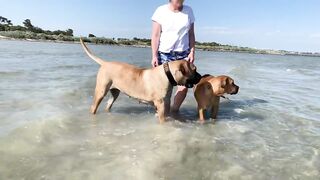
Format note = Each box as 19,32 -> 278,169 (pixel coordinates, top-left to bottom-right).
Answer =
175,68 -> 185,79
221,77 -> 228,88
180,62 -> 193,76
180,63 -> 186,76
189,63 -> 196,71
212,80 -> 225,96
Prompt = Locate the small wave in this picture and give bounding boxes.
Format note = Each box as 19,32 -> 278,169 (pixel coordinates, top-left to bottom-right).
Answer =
0,71 -> 24,77
51,64 -> 91,70
296,68 -> 320,76
234,108 -> 245,114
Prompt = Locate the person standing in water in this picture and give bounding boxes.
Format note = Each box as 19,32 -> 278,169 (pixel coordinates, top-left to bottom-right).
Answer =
151,0 -> 196,112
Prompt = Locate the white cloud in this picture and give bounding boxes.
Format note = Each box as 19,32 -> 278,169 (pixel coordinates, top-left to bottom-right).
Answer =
198,26 -> 251,35
264,30 -> 281,36
309,33 -> 320,38
78,27 -> 151,38
196,26 -> 320,52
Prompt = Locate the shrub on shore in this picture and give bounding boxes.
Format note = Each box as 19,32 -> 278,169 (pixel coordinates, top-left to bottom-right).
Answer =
90,37 -> 118,45
0,31 -> 120,45
0,30 -> 73,41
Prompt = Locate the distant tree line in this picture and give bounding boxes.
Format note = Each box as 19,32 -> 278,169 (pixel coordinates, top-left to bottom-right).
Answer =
0,16 -> 73,36
196,41 -> 221,47
1,16 -> 274,55
0,16 -> 225,48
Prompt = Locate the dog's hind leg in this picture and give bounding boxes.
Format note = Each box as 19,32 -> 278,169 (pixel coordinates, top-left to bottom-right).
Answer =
90,75 -> 112,114
211,106 -> 219,120
105,88 -> 120,112
211,98 -> 220,120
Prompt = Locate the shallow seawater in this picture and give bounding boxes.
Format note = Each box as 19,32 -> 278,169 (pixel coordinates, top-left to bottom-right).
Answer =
0,40 -> 319,180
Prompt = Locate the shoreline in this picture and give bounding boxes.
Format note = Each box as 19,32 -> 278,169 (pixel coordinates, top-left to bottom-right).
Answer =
0,35 -> 150,47
1,35 -> 319,58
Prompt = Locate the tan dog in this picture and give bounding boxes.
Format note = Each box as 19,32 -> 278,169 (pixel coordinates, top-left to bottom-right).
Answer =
80,39 -> 202,123
193,75 -> 239,122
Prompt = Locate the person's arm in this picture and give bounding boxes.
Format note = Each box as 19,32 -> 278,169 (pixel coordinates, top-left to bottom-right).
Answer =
188,23 -> 195,63
151,21 -> 161,67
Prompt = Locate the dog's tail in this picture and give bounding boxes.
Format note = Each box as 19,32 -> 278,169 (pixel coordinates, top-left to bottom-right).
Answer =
80,38 -> 105,65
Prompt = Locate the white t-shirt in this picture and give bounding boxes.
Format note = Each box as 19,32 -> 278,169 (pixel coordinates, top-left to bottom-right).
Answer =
152,4 -> 195,53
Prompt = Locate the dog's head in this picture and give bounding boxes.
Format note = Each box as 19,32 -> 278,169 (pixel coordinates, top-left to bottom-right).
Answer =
170,60 -> 202,88
211,76 -> 239,96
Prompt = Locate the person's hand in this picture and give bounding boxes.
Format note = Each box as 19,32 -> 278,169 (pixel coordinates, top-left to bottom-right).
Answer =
187,51 -> 195,64
151,56 -> 158,67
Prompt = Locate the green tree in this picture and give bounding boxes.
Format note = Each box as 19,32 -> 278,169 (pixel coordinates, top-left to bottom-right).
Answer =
65,29 -> 73,36
52,30 -> 65,35
23,19 -> 34,30
0,16 -> 12,25
88,34 -> 96,37
8,25 -> 26,31
0,16 -> 13,31
22,19 -> 45,33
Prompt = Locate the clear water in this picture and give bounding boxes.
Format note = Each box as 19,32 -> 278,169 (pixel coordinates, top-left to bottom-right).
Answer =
0,40 -> 319,180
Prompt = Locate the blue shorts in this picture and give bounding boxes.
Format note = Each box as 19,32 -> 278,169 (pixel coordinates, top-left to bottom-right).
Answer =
158,49 -> 190,65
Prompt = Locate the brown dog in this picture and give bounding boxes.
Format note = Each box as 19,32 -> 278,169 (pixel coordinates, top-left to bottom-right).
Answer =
193,75 -> 239,122
80,39 -> 202,123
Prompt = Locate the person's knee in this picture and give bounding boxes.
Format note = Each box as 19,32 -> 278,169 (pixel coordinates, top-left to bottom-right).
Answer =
177,86 -> 188,91
177,86 -> 187,93
172,86 -> 188,111
176,86 -> 188,96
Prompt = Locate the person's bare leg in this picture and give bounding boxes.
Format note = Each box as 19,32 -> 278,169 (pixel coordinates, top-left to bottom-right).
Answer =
171,86 -> 188,113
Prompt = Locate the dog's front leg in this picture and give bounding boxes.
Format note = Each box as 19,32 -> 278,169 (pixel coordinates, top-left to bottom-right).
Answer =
198,107 -> 206,123
154,99 -> 165,124
164,87 -> 173,116
164,99 -> 171,117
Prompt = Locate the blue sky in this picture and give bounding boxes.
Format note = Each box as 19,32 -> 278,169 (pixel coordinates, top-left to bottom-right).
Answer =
1,0 -> 320,52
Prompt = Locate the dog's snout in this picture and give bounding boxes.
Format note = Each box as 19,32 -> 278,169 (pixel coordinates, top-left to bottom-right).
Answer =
232,85 -> 239,95
194,72 -> 202,83
185,72 -> 202,88
190,72 -> 202,86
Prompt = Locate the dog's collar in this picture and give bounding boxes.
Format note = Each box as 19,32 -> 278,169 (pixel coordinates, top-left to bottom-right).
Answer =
221,95 -> 230,100
163,63 -> 178,86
